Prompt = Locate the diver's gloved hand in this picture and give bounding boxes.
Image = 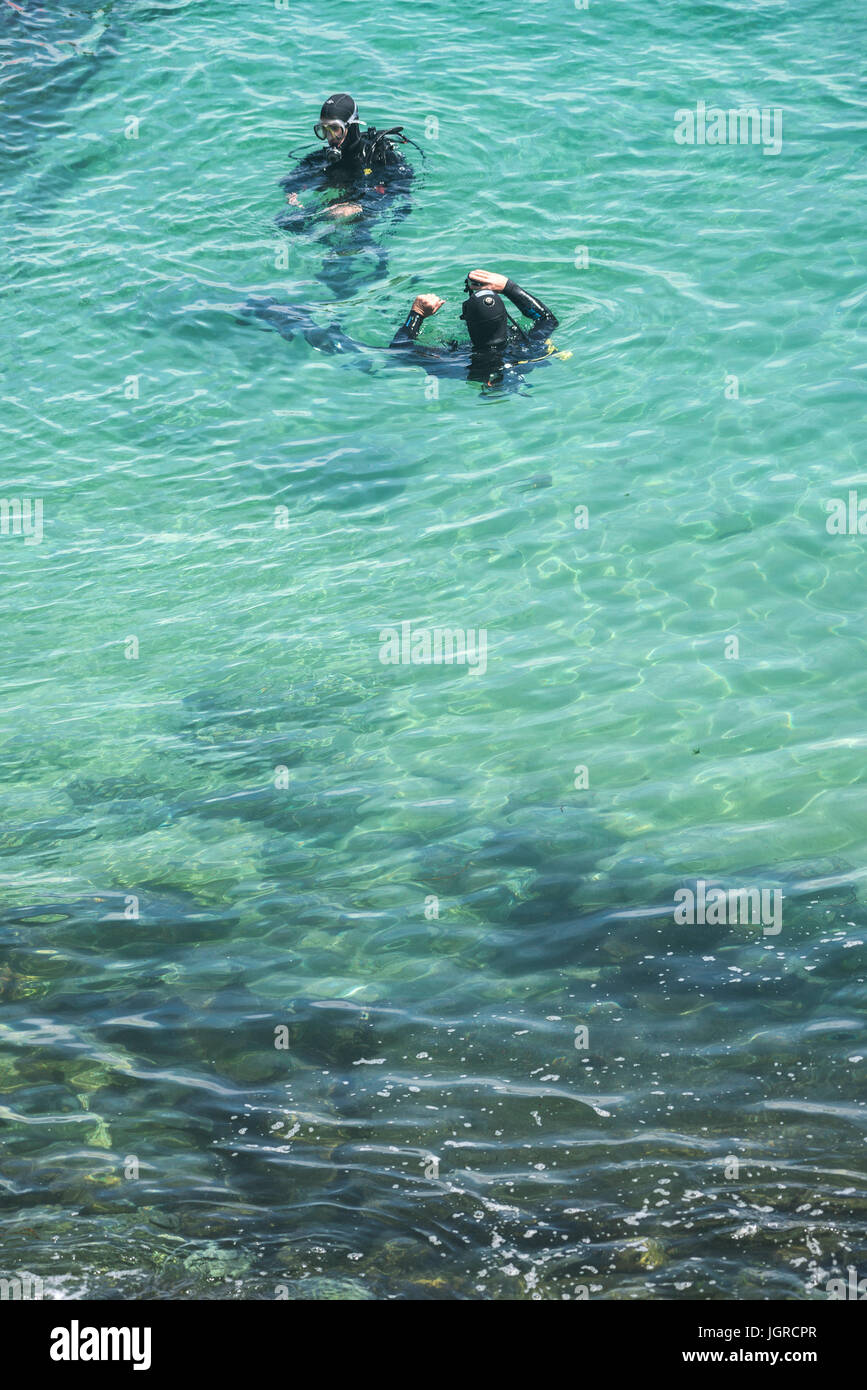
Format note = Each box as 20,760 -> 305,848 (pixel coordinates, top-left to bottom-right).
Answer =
412,294 -> 444,317
466,270 -> 508,293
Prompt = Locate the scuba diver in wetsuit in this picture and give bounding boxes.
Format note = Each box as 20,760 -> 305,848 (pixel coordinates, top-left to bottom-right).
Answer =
238,269 -> 561,392
277,93 -> 420,297
389,269 -> 560,387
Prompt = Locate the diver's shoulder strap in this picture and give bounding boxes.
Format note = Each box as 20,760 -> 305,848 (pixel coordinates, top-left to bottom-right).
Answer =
363,126 -> 419,162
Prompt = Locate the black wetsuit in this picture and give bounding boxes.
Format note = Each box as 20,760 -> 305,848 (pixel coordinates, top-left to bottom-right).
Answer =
276,127 -> 415,296
389,280 -> 560,387
237,279 -> 560,391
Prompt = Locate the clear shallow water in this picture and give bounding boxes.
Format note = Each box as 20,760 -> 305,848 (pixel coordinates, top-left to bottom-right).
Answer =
1,0 -> 865,1299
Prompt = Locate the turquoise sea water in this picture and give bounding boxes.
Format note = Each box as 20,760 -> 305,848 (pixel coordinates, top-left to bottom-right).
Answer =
1,0 -> 865,1299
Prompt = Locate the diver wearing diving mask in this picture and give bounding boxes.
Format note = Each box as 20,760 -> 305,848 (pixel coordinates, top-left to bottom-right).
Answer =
389,269 -> 560,384
239,269 -> 562,393
313,94 -> 363,157
276,93 -> 422,292
280,93 -> 421,202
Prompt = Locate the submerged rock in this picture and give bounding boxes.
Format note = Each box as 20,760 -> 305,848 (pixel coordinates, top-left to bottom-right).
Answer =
276,1276 -> 375,1301
182,1243 -> 253,1281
